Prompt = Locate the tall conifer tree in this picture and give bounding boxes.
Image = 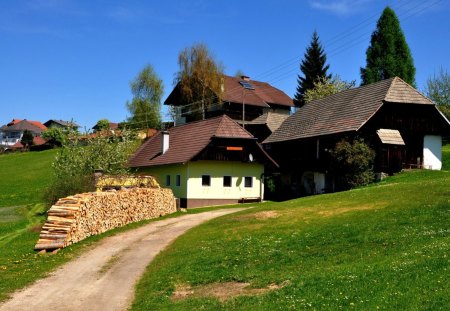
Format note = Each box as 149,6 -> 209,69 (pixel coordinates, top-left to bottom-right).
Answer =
361,6 -> 416,86
294,31 -> 330,107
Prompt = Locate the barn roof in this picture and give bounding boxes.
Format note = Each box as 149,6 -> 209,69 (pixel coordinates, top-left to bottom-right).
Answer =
264,77 -> 436,144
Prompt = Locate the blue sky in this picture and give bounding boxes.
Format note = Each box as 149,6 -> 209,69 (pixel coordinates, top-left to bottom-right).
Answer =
1,0 -> 448,130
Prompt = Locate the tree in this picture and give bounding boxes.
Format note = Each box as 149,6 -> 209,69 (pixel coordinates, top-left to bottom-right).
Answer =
425,67 -> 449,106
21,130 -> 34,147
94,119 -> 110,132
361,6 -> 415,86
304,75 -> 356,104
126,64 -> 164,129
330,138 -> 375,189
175,43 -> 224,121
425,67 -> 450,120
294,31 -> 331,107
44,130 -> 138,204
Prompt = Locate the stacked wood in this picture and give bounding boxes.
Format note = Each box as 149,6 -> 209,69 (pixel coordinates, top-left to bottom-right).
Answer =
35,188 -> 176,251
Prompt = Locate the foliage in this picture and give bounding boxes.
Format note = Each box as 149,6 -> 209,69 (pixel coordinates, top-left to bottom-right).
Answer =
294,31 -> 331,107
41,127 -> 77,146
132,169 -> 450,310
94,119 -> 110,132
304,75 -> 356,104
234,69 -> 245,78
330,138 -> 375,189
361,6 -> 415,86
44,130 -> 138,204
425,67 -> 450,120
175,43 -> 225,121
126,64 -> 164,130
20,130 -> 34,147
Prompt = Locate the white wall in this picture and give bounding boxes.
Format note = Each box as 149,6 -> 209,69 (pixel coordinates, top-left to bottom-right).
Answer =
423,135 -> 442,170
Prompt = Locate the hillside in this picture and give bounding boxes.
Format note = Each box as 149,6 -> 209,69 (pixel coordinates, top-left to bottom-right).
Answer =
0,149 -> 56,207
132,170 -> 450,309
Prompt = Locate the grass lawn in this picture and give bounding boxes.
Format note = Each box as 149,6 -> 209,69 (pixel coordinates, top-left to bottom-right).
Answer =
0,149 -> 56,207
132,169 -> 450,310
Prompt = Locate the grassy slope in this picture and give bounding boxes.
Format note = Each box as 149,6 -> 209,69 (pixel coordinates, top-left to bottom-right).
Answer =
132,170 -> 450,310
0,149 -> 56,207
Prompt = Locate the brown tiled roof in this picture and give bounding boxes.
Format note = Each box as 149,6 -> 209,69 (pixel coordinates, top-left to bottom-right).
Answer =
1,120 -> 47,134
128,115 -> 254,168
264,77 -> 435,144
164,75 -> 294,108
247,112 -> 290,132
222,76 -> 293,108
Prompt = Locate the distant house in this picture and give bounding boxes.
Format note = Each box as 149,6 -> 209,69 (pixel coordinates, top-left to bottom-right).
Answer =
264,77 -> 450,195
0,119 -> 47,148
128,115 -> 277,208
164,75 -> 294,140
44,119 -> 79,130
92,122 -> 119,132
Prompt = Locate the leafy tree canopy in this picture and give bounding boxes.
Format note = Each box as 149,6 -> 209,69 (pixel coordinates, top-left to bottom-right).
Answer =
425,67 -> 449,106
94,119 -> 110,132
361,6 -> 415,86
175,43 -> 224,120
294,31 -> 331,107
126,64 -> 163,130
304,75 -> 356,104
21,130 -> 34,147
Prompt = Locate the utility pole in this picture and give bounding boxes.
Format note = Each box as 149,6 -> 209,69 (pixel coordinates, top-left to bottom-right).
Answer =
242,89 -> 246,129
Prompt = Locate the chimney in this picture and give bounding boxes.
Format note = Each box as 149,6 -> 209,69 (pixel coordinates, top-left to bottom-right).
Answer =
161,131 -> 169,154
241,75 -> 250,81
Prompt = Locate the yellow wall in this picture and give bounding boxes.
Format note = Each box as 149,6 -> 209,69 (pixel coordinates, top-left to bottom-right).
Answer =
138,160 -> 264,200
186,161 -> 264,199
139,164 -> 187,199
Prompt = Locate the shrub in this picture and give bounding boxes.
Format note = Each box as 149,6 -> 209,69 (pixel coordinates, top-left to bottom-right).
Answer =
330,137 -> 375,189
44,130 -> 139,205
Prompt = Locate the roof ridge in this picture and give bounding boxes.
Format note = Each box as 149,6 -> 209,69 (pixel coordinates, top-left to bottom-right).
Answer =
385,76 -> 434,105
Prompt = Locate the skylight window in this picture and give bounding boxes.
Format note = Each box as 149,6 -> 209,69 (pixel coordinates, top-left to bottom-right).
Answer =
239,81 -> 255,90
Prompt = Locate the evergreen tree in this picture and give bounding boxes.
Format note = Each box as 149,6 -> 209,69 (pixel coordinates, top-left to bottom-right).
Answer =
294,31 -> 331,107
361,6 -> 416,86
20,130 -> 34,148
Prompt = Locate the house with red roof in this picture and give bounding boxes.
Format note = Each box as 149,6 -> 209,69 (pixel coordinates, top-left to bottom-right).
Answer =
128,115 -> 277,208
164,75 -> 294,141
263,77 -> 450,196
0,119 -> 48,149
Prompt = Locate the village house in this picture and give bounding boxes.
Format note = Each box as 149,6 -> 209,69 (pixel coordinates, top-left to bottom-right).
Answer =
164,75 -> 294,141
44,119 -> 79,130
128,115 -> 277,208
0,119 -> 47,150
263,77 -> 450,196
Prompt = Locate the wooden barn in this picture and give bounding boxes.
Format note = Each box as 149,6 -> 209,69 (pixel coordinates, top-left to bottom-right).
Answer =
263,77 -> 450,196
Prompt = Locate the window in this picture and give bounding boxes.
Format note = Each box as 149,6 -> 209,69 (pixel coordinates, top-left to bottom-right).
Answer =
202,175 -> 211,187
223,176 -> 232,187
165,175 -> 171,187
244,176 -> 253,188
176,174 -> 181,187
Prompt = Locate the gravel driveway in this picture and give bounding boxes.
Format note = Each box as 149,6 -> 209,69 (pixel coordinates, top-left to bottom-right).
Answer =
0,208 -> 245,311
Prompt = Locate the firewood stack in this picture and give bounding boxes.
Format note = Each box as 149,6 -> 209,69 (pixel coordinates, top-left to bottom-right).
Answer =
35,187 -> 176,251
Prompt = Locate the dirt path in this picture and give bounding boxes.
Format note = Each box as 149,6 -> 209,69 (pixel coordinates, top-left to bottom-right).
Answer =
0,208 -> 246,311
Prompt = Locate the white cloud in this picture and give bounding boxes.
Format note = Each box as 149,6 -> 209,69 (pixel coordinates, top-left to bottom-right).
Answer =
309,0 -> 372,16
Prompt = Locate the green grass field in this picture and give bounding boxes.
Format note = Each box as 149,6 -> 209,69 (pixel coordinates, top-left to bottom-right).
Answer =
0,149 -> 56,207
0,145 -> 449,307
131,172 -> 450,310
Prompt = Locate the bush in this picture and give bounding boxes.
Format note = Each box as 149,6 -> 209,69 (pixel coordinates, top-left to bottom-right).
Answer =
330,137 -> 375,189
44,130 -> 139,205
